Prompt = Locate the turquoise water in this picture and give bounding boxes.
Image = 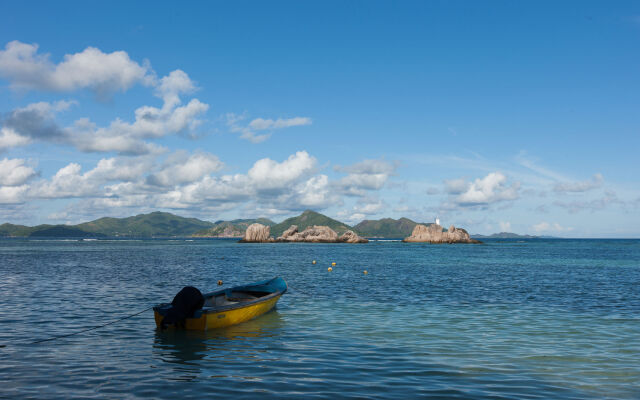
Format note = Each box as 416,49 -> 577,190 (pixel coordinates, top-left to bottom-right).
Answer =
1,238 -> 639,399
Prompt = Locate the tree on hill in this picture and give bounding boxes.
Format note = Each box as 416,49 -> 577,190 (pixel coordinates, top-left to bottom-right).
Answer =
270,210 -> 352,237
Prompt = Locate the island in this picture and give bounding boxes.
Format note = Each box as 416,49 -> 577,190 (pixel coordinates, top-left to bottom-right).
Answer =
403,223 -> 481,244
240,223 -> 368,243
2,210 -> 485,243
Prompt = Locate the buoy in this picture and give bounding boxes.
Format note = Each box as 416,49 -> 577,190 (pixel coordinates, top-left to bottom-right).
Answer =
312,260 -> 316,264
328,267 -> 333,272
217,280 -> 223,286
331,262 -> 336,267
364,270 -> 368,275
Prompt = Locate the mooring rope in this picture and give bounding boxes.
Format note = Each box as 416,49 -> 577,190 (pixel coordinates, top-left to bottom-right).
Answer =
30,305 -> 154,345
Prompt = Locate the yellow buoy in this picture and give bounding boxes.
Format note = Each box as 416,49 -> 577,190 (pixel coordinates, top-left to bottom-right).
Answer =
217,280 -> 223,286
328,267 -> 333,272
331,262 -> 336,267
312,260 -> 317,264
364,270 -> 368,275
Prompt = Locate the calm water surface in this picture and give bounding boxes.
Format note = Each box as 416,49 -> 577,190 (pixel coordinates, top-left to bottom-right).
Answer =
1,239 -> 639,399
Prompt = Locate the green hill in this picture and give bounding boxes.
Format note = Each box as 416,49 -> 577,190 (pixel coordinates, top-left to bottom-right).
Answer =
1,223 -> 108,238
192,218 -> 275,237
270,210 -> 352,237
353,217 -> 419,238
353,218 -> 440,238
0,223 -> 42,237
77,211 -> 215,237
29,226 -> 107,238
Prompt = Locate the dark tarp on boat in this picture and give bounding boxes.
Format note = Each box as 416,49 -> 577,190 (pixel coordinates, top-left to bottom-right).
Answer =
160,286 -> 204,329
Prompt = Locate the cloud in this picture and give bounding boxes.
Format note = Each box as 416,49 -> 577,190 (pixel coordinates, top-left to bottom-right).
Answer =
354,198 -> 386,215
336,197 -> 387,224
147,151 -> 224,187
156,69 -> 196,107
335,159 -> 397,196
342,212 -> 366,223
1,100 -> 74,146
515,151 -> 567,182
0,99 -> 182,156
296,175 -> 338,208
0,42 -> 207,155
248,117 -> 312,130
248,151 -> 316,191
27,150 -> 329,216
71,76 -> 208,152
426,187 -> 439,195
0,127 -> 31,151
499,221 -> 511,232
553,190 -> 623,213
226,113 -> 312,143
0,185 -> 29,204
0,158 -> 37,186
30,163 -> 98,198
41,70 -> 206,155
69,120 -> 165,155
553,173 -> 603,193
145,151 -> 333,212
444,178 -> 468,194
452,172 -> 520,207
30,154 -> 155,199
532,221 -> 573,233
0,41 -> 152,95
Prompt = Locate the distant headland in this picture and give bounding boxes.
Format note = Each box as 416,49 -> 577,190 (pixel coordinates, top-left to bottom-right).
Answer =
0,210 -> 547,241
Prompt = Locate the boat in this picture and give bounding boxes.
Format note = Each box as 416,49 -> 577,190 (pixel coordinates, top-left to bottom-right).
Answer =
153,277 -> 287,330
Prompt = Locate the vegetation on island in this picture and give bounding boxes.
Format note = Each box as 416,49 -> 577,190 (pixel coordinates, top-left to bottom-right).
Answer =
193,218 -> 275,237
76,212 -> 214,237
353,217 -> 436,238
270,210 -> 352,238
1,210 -> 548,239
1,212 -> 214,238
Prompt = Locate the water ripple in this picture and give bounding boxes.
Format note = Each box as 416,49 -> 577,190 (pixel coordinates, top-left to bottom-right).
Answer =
0,239 -> 639,398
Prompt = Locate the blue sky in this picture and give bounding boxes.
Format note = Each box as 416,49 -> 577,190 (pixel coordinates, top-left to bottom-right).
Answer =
1,1 -> 639,237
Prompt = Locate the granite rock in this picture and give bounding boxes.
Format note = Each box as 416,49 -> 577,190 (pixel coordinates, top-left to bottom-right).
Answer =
339,230 -> 369,243
240,223 -> 273,242
403,223 -> 481,244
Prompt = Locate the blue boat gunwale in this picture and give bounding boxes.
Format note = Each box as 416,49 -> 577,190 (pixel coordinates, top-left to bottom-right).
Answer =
153,277 -> 287,316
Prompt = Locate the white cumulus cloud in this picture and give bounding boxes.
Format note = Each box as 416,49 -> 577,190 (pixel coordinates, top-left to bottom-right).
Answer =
67,70 -> 208,154
148,151 -> 224,187
0,127 -> 31,151
0,185 -> 29,204
453,172 -> 520,206
248,151 -> 316,190
335,159 -> 397,196
0,158 -> 37,186
0,40 -> 152,95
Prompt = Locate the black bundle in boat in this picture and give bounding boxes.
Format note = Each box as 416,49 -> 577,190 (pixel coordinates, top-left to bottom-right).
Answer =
161,286 -> 204,329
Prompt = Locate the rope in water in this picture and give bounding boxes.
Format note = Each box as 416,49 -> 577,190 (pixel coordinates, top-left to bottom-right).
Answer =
31,305 -> 154,345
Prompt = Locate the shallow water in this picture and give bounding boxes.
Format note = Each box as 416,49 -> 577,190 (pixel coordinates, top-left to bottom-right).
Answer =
1,238 -> 639,399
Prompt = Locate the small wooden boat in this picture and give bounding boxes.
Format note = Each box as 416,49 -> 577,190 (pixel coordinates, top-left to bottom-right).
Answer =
153,277 -> 287,331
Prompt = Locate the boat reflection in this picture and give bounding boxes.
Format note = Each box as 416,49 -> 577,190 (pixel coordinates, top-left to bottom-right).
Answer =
152,310 -> 285,381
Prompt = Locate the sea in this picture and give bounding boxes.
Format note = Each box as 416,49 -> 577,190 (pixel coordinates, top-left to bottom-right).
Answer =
0,238 -> 638,399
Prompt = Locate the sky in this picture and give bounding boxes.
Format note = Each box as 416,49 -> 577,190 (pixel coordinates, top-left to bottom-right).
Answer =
0,1 -> 639,237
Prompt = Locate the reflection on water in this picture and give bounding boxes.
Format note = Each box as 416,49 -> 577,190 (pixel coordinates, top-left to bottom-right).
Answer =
153,310 -> 284,381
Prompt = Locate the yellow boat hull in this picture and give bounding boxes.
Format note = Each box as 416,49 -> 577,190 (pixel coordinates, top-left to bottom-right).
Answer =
154,293 -> 282,331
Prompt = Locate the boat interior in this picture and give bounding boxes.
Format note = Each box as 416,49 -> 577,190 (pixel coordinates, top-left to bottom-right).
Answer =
204,290 -> 272,308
